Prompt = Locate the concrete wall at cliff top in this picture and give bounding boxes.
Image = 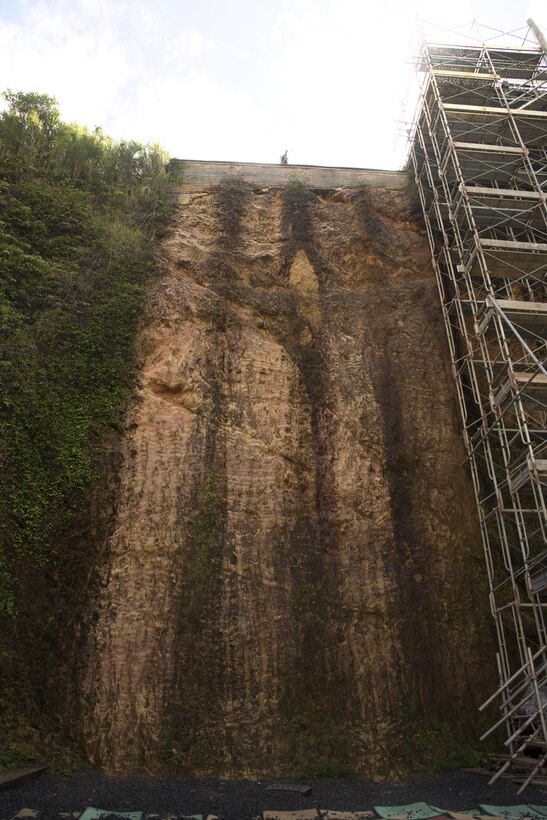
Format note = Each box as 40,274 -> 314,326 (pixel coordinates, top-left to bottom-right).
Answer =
171,159 -> 406,192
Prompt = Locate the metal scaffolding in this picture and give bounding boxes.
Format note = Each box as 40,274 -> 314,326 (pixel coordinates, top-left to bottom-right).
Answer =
407,20 -> 547,790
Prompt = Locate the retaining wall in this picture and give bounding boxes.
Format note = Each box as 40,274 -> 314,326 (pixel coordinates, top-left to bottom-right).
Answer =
170,158 -> 406,193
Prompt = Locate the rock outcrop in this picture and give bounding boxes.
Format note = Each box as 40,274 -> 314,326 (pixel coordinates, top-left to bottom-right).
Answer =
83,180 -> 494,776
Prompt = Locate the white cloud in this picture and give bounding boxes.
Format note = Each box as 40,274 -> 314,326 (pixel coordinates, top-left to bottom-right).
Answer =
0,0 -> 219,143
0,1 -> 131,127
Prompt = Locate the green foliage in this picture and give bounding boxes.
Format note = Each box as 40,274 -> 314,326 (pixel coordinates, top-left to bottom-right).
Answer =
298,760 -> 357,778
0,90 -> 173,616
402,170 -> 424,221
160,720 -> 223,774
287,173 -> 307,188
404,168 -> 418,193
0,679 -> 82,772
186,470 -> 222,592
216,177 -> 250,241
406,718 -> 485,773
0,737 -> 40,770
287,710 -> 356,779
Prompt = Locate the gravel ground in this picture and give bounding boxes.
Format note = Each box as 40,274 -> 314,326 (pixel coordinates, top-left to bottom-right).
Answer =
2,770 -> 547,820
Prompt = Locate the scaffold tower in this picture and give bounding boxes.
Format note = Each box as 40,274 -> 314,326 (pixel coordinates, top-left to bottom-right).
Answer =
408,20 -> 547,790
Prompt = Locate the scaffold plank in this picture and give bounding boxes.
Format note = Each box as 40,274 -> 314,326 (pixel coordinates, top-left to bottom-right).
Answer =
433,69 -> 498,80
453,142 -> 525,154
530,567 -> 547,596
466,187 -> 546,202
477,298 -> 547,337
475,239 -> 547,278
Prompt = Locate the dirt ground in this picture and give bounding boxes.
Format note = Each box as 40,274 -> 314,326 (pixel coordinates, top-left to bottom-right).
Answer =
2,769 -> 547,820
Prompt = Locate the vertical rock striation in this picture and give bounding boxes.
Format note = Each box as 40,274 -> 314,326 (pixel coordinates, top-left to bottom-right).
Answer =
83,181 -> 494,776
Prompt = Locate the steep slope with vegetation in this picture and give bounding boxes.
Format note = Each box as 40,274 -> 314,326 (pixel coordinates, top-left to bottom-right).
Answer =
0,98 -> 495,776
0,91 -> 172,767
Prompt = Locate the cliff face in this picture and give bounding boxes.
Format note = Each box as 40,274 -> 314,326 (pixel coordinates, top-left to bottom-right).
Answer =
82,180 -> 493,776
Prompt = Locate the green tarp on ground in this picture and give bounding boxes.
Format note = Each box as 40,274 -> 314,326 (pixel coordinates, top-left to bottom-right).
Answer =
480,808 -> 547,819
375,804 -> 445,819
528,810 -> 547,818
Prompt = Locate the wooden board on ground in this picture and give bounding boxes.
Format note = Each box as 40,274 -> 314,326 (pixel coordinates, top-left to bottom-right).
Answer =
9,810 -> 39,820
0,766 -> 48,791
266,785 -> 313,796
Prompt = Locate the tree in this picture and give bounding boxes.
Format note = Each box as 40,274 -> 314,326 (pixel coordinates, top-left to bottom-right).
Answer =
3,90 -> 60,136
0,90 -> 60,169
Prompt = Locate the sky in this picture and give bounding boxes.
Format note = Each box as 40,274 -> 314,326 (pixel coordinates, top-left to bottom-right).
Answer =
0,0 -> 545,170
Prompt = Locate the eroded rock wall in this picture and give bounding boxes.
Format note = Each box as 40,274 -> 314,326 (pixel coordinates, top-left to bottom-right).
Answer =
83,181 -> 494,776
